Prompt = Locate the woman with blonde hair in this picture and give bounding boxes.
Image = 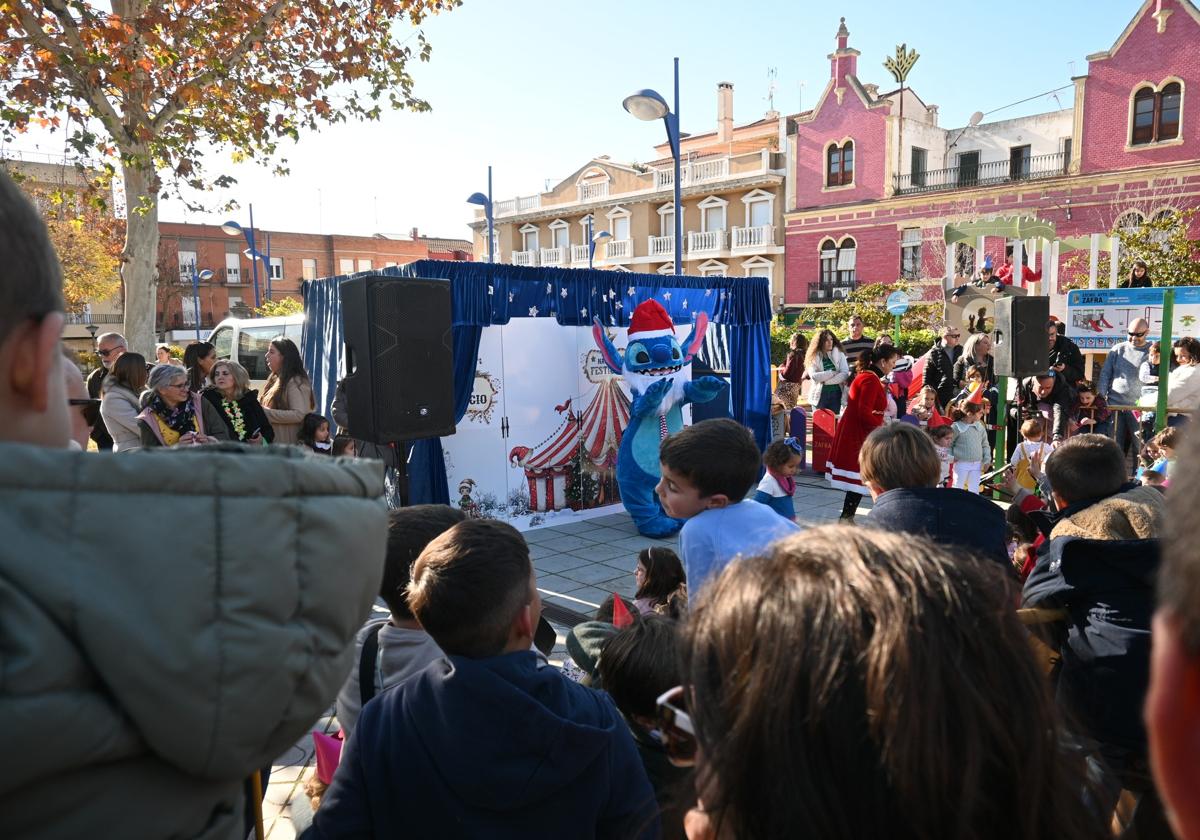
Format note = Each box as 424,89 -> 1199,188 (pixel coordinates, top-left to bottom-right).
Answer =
203,359 -> 274,444
676,526 -> 1106,840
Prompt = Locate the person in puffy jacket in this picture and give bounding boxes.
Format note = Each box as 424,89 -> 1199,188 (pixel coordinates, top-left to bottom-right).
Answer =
99,352 -> 149,452
0,171 -> 387,840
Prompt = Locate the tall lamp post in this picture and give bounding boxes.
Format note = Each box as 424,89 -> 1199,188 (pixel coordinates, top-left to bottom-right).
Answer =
466,165 -> 495,263
586,215 -> 612,269
188,261 -> 215,341
221,205 -> 265,308
624,58 -> 682,276
883,43 -> 920,191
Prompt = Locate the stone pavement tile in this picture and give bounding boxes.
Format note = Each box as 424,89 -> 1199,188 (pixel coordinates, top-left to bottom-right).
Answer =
533,553 -> 593,575
565,542 -> 636,563
537,534 -> 601,553
542,521 -> 606,536
267,814 -> 297,840
527,543 -> 559,560
601,554 -> 641,574
591,513 -> 631,525
522,527 -> 565,545
565,585 -> 614,607
536,572 -> 590,594
580,526 -> 637,545
560,562 -> 633,587
543,593 -> 601,614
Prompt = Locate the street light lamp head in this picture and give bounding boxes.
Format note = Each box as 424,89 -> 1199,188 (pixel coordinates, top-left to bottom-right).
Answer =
197,269 -> 215,281
220,221 -> 243,237
592,230 -> 612,243
466,192 -> 491,208
623,89 -> 670,121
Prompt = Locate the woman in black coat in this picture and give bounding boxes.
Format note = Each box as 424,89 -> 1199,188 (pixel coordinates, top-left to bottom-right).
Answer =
203,359 -> 275,444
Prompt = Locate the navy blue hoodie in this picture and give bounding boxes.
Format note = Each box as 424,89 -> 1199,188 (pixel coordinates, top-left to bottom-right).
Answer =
864,486 -> 1010,569
312,650 -> 661,839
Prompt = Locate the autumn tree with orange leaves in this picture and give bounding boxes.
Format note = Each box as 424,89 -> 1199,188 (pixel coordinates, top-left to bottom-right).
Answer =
1,0 -> 458,355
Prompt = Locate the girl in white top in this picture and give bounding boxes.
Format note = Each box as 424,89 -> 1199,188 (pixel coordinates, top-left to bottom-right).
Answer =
1167,337 -> 1200,419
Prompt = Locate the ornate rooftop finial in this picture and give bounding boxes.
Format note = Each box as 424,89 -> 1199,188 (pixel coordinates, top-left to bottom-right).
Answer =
837,17 -> 849,39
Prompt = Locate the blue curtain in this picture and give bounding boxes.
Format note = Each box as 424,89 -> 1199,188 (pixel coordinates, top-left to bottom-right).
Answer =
302,261 -> 771,502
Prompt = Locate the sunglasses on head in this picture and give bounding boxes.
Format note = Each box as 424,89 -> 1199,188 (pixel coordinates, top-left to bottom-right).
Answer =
69,397 -> 101,426
655,686 -> 697,767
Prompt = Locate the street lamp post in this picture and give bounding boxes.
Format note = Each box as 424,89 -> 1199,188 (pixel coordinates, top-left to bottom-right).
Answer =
188,261 -> 215,341
221,204 -> 265,308
85,323 -> 98,352
624,58 -> 682,276
466,165 -> 495,264
587,215 -> 611,269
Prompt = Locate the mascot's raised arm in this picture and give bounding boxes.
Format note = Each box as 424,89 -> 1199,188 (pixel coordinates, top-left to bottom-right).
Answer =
592,299 -> 724,537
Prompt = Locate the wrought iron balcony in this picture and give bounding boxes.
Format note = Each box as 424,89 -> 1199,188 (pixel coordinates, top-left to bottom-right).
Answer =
893,151 -> 1067,195
807,281 -> 857,303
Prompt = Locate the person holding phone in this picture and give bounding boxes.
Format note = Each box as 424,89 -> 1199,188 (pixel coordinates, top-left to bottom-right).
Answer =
137,363 -> 230,448
204,359 -> 274,444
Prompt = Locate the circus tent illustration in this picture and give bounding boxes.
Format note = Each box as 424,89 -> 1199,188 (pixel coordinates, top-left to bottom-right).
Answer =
508,378 -> 631,512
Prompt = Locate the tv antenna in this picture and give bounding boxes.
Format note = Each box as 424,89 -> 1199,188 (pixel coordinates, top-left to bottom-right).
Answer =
766,66 -> 778,112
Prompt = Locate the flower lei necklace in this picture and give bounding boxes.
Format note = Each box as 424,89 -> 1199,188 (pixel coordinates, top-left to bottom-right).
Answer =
222,397 -> 247,440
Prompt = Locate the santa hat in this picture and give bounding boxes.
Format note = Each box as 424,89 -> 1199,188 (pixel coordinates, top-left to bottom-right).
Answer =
612,594 -> 635,629
628,299 -> 676,339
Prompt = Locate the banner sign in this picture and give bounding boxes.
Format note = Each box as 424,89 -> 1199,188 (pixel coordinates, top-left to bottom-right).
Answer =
1066,287 -> 1200,350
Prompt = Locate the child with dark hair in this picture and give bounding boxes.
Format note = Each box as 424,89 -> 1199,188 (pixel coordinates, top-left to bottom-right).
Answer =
1006,503 -> 1041,582
753,437 -> 804,521
634,547 -> 686,616
597,617 -> 690,840
298,412 -> 333,454
927,424 -> 955,486
657,419 -> 799,594
331,435 -> 355,457
1070,382 -> 1112,437
335,504 -> 466,738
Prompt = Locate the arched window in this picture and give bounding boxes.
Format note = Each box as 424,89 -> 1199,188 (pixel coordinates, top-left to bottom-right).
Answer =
826,140 -> 854,187
1132,82 -> 1183,145
819,238 -> 857,288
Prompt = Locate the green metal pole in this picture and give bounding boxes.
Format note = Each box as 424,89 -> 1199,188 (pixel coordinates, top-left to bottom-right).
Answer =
993,375 -> 1007,500
1155,288 -> 1175,434
893,313 -> 901,344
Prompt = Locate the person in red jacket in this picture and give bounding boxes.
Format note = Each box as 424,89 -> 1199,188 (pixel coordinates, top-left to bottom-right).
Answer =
827,344 -> 902,521
996,254 -> 1043,287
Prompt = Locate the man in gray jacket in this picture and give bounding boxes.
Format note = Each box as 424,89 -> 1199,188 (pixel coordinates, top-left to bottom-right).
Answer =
1098,317 -> 1150,458
0,171 -> 387,839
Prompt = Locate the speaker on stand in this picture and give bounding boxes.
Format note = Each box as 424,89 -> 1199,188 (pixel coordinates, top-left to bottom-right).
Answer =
339,275 -> 456,506
993,295 -> 1050,378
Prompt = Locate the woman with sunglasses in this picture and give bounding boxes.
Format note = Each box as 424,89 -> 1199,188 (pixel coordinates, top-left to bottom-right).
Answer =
99,352 -> 149,452
136,363 -> 231,448
672,526 -> 1107,840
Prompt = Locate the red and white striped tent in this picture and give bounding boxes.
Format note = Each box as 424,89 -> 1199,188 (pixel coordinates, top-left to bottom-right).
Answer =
511,378 -> 631,512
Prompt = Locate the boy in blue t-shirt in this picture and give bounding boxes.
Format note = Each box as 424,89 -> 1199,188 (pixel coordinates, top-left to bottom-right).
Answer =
657,418 -> 801,594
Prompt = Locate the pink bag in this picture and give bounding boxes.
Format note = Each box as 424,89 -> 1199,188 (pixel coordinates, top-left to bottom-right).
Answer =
312,730 -> 344,785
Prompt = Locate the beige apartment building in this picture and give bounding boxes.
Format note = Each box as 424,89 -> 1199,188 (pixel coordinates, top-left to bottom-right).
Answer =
472,84 -> 788,301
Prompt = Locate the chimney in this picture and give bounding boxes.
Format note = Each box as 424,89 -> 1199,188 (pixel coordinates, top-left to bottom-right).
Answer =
828,17 -> 860,84
717,82 -> 734,143
410,226 -> 419,241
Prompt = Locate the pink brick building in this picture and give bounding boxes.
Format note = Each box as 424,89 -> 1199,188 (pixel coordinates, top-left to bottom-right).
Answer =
784,0 -> 1200,308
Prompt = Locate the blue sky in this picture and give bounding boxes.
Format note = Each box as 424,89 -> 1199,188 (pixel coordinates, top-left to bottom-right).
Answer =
8,0 -> 1143,240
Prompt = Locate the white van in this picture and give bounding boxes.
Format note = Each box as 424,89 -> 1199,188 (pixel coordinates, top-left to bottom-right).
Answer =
208,314 -> 305,388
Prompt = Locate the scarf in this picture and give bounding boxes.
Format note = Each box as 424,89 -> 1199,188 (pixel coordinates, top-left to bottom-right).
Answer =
150,391 -> 197,434
767,469 -> 796,496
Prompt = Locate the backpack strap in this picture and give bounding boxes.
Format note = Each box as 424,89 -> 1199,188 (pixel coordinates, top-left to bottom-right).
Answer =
358,622 -> 385,709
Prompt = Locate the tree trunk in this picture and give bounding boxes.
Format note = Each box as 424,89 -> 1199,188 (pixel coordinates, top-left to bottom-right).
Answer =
120,158 -> 160,356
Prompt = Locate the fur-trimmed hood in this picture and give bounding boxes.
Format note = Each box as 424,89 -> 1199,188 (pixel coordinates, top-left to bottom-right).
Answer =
1051,484 -> 1165,542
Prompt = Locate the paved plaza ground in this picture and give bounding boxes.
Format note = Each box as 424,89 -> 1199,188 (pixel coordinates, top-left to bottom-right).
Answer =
260,472 -> 867,838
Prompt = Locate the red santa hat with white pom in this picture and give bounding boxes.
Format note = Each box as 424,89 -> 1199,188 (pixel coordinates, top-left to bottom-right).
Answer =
627,299 -> 676,339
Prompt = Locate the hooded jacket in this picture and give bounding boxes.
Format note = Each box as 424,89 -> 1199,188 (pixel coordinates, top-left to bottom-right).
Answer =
313,651 -> 660,839
99,379 -> 143,452
0,442 -> 386,839
1049,484 -> 1165,542
864,486 -> 1009,569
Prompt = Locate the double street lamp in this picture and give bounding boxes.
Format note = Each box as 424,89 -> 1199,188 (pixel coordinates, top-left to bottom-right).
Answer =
586,216 -> 611,269
221,205 -> 272,307
466,165 -> 495,264
624,58 -> 683,276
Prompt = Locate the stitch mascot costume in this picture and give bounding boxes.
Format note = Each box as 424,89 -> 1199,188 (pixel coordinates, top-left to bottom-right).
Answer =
593,300 -> 724,537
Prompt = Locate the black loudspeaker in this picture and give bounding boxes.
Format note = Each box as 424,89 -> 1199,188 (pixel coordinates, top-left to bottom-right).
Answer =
340,275 -> 455,442
993,295 -> 1050,378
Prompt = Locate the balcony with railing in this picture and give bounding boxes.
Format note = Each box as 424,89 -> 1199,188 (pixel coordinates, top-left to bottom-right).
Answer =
494,194 -> 543,217
512,250 -> 538,267
807,280 -> 857,303
577,182 -> 610,202
570,244 -> 590,264
688,229 -> 727,254
65,311 -> 124,326
224,267 -> 244,284
648,234 -> 677,258
654,157 -> 732,190
603,239 -> 632,260
893,151 -> 1067,195
731,224 -> 775,252
539,246 -> 566,267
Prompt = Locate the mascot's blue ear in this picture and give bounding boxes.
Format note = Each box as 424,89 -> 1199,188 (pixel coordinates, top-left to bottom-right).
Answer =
680,311 -> 709,363
592,317 -> 623,373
